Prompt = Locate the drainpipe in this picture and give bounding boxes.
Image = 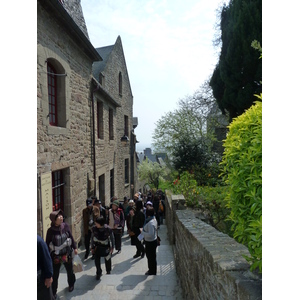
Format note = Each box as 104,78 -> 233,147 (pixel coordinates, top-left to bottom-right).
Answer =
92,83 -> 100,197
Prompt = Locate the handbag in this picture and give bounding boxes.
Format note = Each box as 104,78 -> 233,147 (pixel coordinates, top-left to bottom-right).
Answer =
128,230 -> 135,237
72,254 -> 84,273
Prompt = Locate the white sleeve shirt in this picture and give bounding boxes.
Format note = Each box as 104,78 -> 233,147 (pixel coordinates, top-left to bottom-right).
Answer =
143,218 -> 157,242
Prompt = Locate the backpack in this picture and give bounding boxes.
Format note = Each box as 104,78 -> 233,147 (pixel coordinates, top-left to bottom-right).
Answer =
159,200 -> 164,212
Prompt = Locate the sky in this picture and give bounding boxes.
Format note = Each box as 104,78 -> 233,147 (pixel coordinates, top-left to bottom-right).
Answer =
81,0 -> 227,152
4,2 -> 300,297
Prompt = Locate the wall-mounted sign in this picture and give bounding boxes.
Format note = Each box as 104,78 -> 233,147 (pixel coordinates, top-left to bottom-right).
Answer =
41,172 -> 52,240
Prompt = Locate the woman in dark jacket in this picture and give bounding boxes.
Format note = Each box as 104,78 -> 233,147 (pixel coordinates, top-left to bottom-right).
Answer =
152,195 -> 160,227
131,200 -> 145,258
91,216 -> 115,279
46,209 -> 78,297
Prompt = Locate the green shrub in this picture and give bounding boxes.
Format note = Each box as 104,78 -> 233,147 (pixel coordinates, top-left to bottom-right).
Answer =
158,178 -> 173,191
197,185 -> 233,236
172,171 -> 199,207
220,100 -> 262,272
171,172 -> 232,235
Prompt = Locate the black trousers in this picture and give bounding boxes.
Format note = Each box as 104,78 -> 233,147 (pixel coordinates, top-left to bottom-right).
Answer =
113,232 -> 122,251
155,213 -> 161,226
145,240 -> 157,275
158,212 -> 164,224
52,259 -> 75,296
84,230 -> 92,254
134,236 -> 145,256
37,279 -> 54,300
94,253 -> 112,275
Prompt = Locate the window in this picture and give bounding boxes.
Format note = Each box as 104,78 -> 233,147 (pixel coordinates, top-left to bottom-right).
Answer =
110,169 -> 114,200
124,115 -> 128,137
125,159 -> 129,184
109,108 -> 114,140
97,101 -> 104,139
118,72 -> 122,96
99,73 -> 104,86
47,63 -> 57,126
46,59 -> 67,128
99,174 -> 105,204
52,170 -> 64,211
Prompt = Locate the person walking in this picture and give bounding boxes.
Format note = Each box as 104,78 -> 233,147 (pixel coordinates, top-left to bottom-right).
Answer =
152,195 -> 160,228
91,216 -> 115,279
46,209 -> 78,298
123,196 -> 129,212
125,199 -> 134,232
37,235 -> 54,300
142,206 -> 158,275
158,196 -> 165,225
108,200 -> 124,254
104,205 -> 110,224
93,198 -> 106,220
131,199 -> 145,258
82,198 -> 94,259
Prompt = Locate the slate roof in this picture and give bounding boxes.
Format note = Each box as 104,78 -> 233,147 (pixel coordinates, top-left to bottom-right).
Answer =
143,148 -> 157,163
92,45 -> 114,78
137,153 -> 145,163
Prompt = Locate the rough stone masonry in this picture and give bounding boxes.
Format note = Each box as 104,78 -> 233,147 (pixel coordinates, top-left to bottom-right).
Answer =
165,193 -> 262,300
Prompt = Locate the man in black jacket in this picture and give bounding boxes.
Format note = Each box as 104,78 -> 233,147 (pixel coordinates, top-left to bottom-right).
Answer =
131,200 -> 145,258
37,235 -> 54,300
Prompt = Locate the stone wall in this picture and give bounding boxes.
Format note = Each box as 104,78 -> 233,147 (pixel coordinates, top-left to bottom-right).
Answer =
37,1 -> 96,244
165,192 -> 262,300
96,36 -> 134,201
37,1 -> 136,246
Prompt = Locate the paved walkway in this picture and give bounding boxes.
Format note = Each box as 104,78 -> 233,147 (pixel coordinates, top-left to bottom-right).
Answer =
56,222 -> 184,299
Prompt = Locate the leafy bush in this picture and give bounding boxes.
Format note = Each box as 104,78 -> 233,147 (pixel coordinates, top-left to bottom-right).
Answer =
197,185 -> 233,236
220,100 -> 262,272
158,179 -> 173,191
172,171 -> 199,207
171,172 -> 232,235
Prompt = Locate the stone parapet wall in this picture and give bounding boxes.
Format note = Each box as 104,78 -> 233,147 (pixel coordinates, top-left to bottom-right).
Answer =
165,192 -> 262,300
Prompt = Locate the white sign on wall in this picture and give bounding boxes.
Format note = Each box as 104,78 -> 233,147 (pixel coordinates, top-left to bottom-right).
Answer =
41,172 -> 52,240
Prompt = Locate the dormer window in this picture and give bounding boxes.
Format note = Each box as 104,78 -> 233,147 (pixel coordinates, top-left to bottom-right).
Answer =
99,73 -> 104,85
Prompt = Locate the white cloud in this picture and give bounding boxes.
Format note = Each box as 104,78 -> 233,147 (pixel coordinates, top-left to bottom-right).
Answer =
81,0 -> 226,149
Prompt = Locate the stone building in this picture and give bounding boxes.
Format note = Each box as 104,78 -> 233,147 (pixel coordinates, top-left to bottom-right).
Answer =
91,36 -> 139,204
37,0 -> 138,245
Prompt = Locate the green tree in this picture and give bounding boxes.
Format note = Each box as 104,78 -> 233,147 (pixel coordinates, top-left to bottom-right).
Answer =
153,82 -> 217,156
138,158 -> 169,189
172,137 -> 209,172
153,84 -> 224,185
210,0 -> 262,121
152,99 -> 206,156
221,100 -> 262,272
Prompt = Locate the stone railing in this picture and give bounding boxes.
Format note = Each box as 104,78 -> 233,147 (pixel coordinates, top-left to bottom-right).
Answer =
165,191 -> 262,300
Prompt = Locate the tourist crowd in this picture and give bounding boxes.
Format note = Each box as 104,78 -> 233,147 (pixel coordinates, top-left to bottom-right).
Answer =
37,190 -> 165,300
